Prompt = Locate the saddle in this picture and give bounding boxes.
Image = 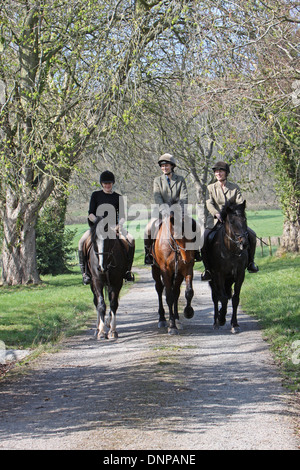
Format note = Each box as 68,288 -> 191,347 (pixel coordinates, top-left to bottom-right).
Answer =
207,222 -> 223,246
82,235 -> 92,278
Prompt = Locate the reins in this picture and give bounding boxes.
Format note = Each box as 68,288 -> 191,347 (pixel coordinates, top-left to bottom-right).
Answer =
223,213 -> 248,256
93,243 -> 117,271
165,218 -> 188,255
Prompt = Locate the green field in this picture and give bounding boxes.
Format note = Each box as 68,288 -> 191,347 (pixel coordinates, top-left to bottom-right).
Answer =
69,209 -> 285,267
1,209 -> 299,390
246,209 -> 284,237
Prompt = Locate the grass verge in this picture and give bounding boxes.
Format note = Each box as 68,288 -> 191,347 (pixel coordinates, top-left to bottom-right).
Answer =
240,254 -> 300,391
0,272 -> 94,350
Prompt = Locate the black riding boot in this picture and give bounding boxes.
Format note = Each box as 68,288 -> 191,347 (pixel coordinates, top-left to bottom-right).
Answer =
78,250 -> 91,285
124,244 -> 135,282
144,236 -> 154,265
144,246 -> 153,265
200,249 -> 211,280
247,228 -> 259,273
200,230 -> 212,281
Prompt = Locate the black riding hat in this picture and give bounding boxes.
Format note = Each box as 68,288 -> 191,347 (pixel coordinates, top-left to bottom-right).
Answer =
212,161 -> 230,174
100,170 -> 115,184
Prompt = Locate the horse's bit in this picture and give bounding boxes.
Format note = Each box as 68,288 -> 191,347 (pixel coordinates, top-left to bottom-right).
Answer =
224,218 -> 249,253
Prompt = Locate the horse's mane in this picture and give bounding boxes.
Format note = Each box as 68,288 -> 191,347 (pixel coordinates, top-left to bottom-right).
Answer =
90,216 -> 118,247
169,196 -> 179,206
221,200 -> 247,222
90,217 -> 102,244
167,197 -> 184,226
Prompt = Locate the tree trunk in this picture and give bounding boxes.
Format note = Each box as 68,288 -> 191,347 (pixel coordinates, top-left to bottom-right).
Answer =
280,218 -> 300,253
1,196 -> 40,285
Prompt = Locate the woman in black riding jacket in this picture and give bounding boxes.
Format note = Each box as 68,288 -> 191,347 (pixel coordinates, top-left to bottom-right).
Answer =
78,171 -> 135,284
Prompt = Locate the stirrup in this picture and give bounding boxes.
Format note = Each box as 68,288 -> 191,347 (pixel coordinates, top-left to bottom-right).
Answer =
82,273 -> 91,285
125,271 -> 135,282
247,262 -> 259,273
201,270 -> 211,281
144,254 -> 153,265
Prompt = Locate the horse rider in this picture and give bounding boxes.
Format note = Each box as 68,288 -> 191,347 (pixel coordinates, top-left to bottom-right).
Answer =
144,153 -> 202,264
201,161 -> 259,281
78,170 -> 135,284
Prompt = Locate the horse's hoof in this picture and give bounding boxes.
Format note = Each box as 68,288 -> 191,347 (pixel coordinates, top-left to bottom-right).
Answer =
158,321 -> 168,328
109,331 -> 119,339
231,325 -> 240,334
168,327 -> 179,335
96,332 -> 108,340
175,320 -> 184,330
184,306 -> 194,319
213,322 -> 219,330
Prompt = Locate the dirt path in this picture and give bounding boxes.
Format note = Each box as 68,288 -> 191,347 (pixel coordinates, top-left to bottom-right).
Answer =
0,268 -> 299,450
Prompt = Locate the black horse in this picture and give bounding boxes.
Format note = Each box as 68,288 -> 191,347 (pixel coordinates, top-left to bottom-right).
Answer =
83,218 -> 132,339
208,201 -> 249,333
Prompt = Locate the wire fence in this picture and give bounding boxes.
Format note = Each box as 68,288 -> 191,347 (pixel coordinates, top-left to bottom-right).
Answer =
258,236 -> 281,256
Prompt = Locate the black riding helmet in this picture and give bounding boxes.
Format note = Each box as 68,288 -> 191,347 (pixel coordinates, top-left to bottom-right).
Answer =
100,170 -> 115,184
212,161 -> 230,174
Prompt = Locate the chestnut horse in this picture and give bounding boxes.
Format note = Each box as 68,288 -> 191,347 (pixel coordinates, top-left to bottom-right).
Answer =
208,201 -> 249,333
151,213 -> 195,335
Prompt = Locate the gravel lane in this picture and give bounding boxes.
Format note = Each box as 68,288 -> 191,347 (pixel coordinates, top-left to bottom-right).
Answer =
0,268 -> 298,450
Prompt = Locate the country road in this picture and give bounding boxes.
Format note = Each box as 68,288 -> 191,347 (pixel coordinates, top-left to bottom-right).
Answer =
0,267 -> 299,450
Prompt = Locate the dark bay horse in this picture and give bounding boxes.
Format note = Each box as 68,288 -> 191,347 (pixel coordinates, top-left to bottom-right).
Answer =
83,218 -> 131,339
208,201 -> 249,333
151,213 -> 195,335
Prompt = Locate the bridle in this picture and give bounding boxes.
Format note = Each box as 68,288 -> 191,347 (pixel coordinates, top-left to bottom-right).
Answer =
164,216 -> 189,256
94,241 -> 118,271
224,213 -> 249,254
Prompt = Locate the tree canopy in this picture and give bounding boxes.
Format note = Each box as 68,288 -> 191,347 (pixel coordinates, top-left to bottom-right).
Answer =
0,0 -> 299,284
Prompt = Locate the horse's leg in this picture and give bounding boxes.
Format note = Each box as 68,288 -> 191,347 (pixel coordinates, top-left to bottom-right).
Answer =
230,274 -> 244,333
107,287 -> 120,339
210,273 -> 228,328
211,287 -> 220,329
218,298 -> 228,327
173,273 -> 184,329
183,272 -> 194,320
218,279 -> 231,326
214,305 -> 220,328
95,285 -> 107,340
163,274 -> 178,335
152,265 -> 167,328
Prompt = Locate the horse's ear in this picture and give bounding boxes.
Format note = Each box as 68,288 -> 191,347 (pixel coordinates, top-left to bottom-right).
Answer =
170,196 -> 179,206
90,216 -> 103,240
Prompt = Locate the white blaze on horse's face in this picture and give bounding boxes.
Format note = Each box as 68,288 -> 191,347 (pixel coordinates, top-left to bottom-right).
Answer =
96,223 -> 105,271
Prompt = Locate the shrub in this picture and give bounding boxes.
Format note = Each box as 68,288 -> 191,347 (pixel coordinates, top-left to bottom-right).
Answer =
36,205 -> 77,275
